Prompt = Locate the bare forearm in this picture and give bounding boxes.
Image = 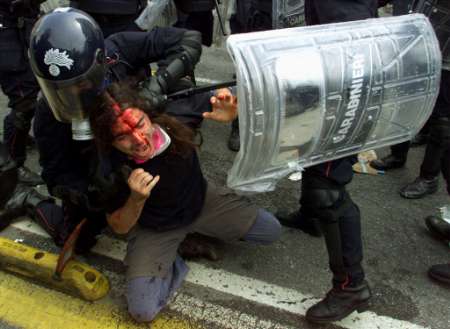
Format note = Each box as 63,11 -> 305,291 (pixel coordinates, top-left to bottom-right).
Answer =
108,197 -> 146,234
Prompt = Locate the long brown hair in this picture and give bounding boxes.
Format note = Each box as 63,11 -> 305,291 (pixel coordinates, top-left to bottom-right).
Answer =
89,81 -> 197,156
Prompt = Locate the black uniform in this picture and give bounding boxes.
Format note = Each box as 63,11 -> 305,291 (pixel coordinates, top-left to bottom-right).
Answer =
0,1 -> 40,169
301,0 -> 377,289
70,0 -> 146,37
419,70 -> 450,193
32,27 -> 207,251
230,0 -> 272,34
174,0 -> 215,46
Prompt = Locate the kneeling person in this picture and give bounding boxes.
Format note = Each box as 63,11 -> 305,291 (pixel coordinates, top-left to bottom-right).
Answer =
89,83 -> 281,322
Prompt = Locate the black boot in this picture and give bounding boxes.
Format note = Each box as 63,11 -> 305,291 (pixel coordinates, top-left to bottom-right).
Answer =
0,208 -> 23,231
228,119 -> 240,152
425,215 -> 450,241
17,166 -> 43,186
428,264 -> 450,286
276,210 -> 322,237
399,176 -> 438,199
370,154 -> 406,171
306,281 -> 371,323
0,184 -> 53,225
178,233 -> 221,261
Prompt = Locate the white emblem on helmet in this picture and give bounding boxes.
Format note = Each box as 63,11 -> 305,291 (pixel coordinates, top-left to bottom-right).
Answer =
44,48 -> 74,77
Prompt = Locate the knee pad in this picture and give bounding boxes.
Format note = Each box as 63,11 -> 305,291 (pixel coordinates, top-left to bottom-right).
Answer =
300,188 -> 352,223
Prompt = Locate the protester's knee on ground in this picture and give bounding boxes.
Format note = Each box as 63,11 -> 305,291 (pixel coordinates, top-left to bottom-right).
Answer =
128,305 -> 159,323
127,281 -> 160,322
243,208 -> 281,244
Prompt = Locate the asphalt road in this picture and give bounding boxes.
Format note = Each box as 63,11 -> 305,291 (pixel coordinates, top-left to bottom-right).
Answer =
0,44 -> 449,329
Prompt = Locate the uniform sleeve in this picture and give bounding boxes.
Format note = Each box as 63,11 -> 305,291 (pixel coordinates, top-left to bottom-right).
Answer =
105,27 -> 194,70
33,98 -> 89,193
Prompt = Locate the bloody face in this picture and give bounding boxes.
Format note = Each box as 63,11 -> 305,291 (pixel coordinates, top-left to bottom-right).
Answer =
111,107 -> 156,161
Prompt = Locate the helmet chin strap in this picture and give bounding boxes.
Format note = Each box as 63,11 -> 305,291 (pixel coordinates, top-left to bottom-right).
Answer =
71,119 -> 94,141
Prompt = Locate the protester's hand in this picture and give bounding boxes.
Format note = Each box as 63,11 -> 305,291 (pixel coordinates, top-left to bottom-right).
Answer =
203,88 -> 238,123
127,168 -> 159,202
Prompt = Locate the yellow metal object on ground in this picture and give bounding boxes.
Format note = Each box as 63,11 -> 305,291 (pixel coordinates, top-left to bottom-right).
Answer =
0,237 -> 109,301
0,269 -> 203,329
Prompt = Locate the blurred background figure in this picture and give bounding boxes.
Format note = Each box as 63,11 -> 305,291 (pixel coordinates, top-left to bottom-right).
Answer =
0,0 -> 45,186
69,0 -> 146,37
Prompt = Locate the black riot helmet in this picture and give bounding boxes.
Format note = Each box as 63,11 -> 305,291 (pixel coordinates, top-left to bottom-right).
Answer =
29,8 -> 107,137
0,143 -> 18,209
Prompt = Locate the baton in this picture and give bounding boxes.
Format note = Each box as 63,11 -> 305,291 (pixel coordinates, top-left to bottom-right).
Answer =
214,0 -> 227,36
166,80 -> 236,101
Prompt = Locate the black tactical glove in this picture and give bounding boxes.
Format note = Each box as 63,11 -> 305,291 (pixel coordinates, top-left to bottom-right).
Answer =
139,76 -> 167,112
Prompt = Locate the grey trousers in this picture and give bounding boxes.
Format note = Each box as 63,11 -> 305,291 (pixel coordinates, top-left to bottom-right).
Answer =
126,208 -> 281,322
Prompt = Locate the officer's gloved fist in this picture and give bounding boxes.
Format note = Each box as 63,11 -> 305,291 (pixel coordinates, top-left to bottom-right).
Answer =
139,77 -> 167,112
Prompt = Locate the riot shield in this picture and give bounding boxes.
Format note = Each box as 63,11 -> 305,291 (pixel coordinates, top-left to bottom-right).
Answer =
226,14 -> 442,192
414,0 -> 450,70
272,0 -> 305,29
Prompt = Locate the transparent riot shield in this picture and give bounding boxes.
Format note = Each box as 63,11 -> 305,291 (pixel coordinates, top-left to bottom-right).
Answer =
226,14 -> 442,192
272,0 -> 305,29
414,0 -> 450,70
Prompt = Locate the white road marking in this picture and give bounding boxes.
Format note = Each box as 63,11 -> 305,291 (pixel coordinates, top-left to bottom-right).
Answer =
10,219 -> 429,329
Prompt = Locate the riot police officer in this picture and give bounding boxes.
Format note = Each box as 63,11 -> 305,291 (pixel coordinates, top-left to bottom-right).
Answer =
20,8 -> 204,253
0,0 -> 44,185
277,0 -> 378,323
411,0 -> 450,287
227,0 -> 272,151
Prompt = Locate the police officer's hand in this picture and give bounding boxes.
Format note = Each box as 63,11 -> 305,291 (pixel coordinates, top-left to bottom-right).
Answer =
127,168 -> 160,202
139,77 -> 167,112
203,88 -> 238,123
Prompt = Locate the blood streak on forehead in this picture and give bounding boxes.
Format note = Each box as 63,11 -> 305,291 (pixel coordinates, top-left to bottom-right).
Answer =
111,104 -> 142,135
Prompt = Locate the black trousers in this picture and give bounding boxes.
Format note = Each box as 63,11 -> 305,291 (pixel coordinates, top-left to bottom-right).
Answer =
175,10 -> 214,46
35,199 -> 107,253
300,0 -> 377,287
419,71 -> 450,192
300,157 -> 364,287
0,18 -> 39,167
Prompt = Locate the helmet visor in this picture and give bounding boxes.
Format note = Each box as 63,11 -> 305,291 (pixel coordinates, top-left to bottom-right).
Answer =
36,59 -> 106,123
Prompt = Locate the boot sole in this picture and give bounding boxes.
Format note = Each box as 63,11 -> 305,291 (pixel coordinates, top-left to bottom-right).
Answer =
400,188 -> 438,199
428,271 -> 450,286
305,299 -> 370,324
369,162 -> 405,171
